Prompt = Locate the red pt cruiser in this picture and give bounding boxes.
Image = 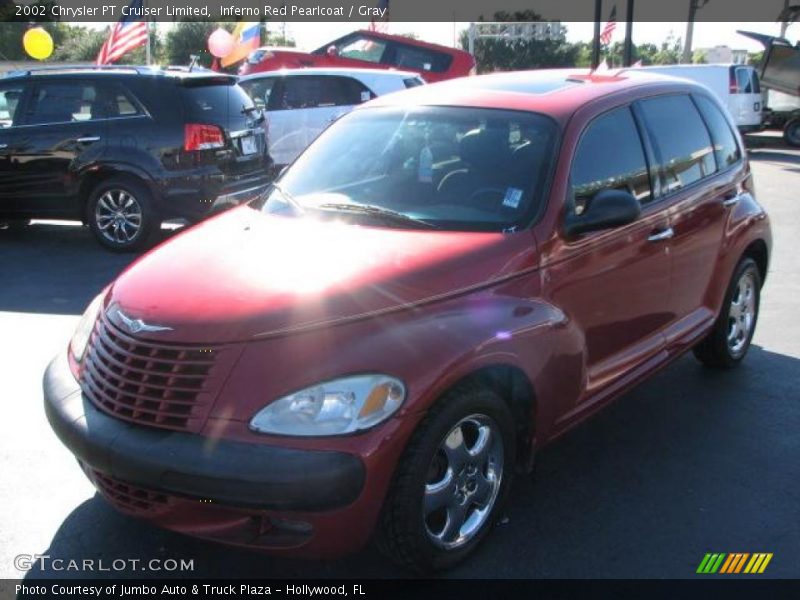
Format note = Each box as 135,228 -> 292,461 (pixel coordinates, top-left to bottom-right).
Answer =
45,70 -> 771,572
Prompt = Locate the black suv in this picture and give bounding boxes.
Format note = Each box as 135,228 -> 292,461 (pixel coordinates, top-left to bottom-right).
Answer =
0,67 -> 271,250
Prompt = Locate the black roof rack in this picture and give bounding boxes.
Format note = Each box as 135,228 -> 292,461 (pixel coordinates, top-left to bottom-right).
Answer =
2,65 -> 160,78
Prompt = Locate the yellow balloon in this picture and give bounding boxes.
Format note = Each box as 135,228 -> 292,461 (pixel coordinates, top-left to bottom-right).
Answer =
23,27 -> 54,61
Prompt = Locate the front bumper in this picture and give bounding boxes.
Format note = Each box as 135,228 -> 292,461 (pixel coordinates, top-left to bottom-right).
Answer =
43,352 -> 365,512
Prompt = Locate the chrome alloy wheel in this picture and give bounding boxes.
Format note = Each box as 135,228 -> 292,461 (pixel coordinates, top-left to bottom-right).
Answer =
95,189 -> 143,245
728,270 -> 757,356
423,414 -> 504,550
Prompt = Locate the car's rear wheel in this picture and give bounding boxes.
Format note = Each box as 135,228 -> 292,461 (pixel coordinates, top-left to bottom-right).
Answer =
693,257 -> 761,368
87,178 -> 156,252
376,382 -> 515,572
784,118 -> 800,148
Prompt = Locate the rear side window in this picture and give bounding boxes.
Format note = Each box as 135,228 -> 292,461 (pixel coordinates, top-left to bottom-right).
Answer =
273,76 -> 370,110
693,95 -> 741,170
636,95 -> 715,194
388,43 -> 452,73
0,82 -> 25,128
571,106 -> 652,214
26,81 -> 103,125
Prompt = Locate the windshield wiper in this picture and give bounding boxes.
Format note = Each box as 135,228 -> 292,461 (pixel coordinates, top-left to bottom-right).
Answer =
317,203 -> 439,229
269,182 -> 304,213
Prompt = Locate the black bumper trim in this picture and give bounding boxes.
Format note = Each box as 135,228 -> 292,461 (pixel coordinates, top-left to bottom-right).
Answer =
43,353 -> 365,511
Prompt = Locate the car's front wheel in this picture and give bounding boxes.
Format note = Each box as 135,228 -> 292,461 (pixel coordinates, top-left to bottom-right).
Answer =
694,257 -> 762,368
377,382 -> 515,572
87,177 -> 157,252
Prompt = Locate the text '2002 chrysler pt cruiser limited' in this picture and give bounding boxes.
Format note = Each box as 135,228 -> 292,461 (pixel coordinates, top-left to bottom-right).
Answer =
45,70 -> 771,571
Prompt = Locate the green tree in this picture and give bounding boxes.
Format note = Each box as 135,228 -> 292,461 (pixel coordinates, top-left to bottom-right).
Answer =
459,11 -> 578,73
52,25 -> 106,63
164,21 -> 233,68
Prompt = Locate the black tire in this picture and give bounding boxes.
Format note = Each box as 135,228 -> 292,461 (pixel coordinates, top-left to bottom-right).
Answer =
376,381 -> 516,573
784,118 -> 800,148
693,257 -> 761,369
86,177 -> 157,252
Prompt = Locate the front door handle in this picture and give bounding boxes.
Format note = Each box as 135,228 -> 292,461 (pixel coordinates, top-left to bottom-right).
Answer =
0,143 -> 7,150
75,136 -> 100,143
648,227 -> 674,242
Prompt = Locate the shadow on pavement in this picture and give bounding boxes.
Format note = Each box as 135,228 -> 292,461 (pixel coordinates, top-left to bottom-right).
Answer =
0,222 -> 178,316
24,346 -> 800,579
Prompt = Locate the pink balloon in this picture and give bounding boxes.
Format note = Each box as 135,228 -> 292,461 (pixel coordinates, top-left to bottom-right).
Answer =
208,28 -> 235,58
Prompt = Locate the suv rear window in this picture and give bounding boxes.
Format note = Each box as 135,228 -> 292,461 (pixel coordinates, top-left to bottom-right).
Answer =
180,81 -> 255,122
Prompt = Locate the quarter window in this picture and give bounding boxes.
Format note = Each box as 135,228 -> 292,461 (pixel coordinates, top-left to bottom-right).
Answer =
636,95 -> 716,194
0,83 -> 25,128
571,106 -> 652,214
693,95 -> 741,170
26,82 -> 103,125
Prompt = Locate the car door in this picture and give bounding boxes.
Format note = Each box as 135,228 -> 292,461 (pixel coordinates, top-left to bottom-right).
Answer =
0,80 -> 27,215
642,93 -> 740,343
13,78 -> 107,216
542,105 -> 672,411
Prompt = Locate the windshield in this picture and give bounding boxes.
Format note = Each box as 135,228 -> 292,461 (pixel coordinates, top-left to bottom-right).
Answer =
258,105 -> 558,232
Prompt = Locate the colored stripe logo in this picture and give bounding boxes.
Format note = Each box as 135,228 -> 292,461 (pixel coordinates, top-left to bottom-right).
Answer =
697,553 -> 773,574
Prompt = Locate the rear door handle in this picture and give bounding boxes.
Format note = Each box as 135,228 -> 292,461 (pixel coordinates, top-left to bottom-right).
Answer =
648,227 -> 674,242
722,192 -> 740,207
76,136 -> 100,143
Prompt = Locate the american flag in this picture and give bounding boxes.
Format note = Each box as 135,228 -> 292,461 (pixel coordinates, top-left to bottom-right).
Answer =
599,5 -> 617,46
96,0 -> 148,65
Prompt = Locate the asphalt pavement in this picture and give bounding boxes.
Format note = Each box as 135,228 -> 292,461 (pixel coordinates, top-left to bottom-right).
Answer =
1,133 -> 798,579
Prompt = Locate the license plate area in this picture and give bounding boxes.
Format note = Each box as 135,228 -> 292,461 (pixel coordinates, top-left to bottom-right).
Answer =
239,135 -> 257,155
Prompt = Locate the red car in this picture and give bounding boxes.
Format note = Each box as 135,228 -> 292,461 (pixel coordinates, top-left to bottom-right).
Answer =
238,30 -> 476,83
45,69 -> 771,572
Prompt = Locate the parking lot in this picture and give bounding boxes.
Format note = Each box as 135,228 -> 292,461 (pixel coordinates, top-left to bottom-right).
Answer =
1,132 -> 798,580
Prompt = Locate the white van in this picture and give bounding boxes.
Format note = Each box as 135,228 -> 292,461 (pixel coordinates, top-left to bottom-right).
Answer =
239,67 -> 425,167
624,64 -> 763,132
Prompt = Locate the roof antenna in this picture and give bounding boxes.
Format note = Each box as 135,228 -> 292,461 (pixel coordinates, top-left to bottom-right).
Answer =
188,54 -> 199,72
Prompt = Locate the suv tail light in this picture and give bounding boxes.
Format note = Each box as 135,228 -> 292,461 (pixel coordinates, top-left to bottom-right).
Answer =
184,124 -> 225,152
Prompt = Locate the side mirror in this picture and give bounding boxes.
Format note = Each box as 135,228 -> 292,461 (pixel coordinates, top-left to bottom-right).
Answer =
563,189 -> 641,237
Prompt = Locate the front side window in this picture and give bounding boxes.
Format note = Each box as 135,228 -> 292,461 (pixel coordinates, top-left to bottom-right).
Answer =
636,95 -> 716,194
570,106 -> 652,215
0,83 -> 25,128
693,94 -> 741,170
26,82 -> 102,125
336,35 -> 388,63
259,106 -> 558,232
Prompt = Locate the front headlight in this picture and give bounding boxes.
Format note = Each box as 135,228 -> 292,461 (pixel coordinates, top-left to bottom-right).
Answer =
250,374 -> 406,437
69,292 -> 105,362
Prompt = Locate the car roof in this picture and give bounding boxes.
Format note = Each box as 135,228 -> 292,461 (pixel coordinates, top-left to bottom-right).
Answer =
364,68 -> 705,121
1,65 -> 233,82
239,67 -> 421,81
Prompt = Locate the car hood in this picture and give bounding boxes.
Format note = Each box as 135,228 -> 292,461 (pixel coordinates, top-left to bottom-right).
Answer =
106,207 -> 538,343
